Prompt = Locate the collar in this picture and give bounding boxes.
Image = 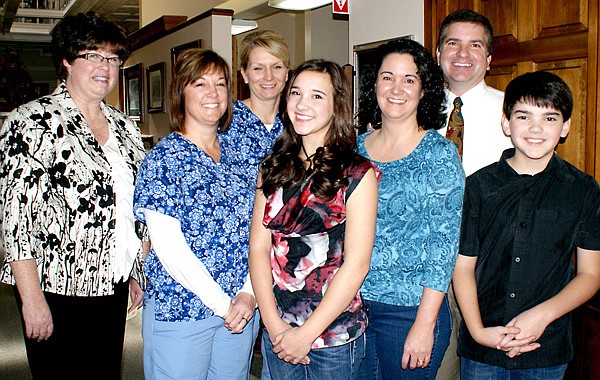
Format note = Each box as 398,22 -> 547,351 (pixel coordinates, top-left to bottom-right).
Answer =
445,80 -> 487,105
498,148 -> 567,181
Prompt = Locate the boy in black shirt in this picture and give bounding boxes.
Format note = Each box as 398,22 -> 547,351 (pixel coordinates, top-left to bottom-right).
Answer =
454,71 -> 600,379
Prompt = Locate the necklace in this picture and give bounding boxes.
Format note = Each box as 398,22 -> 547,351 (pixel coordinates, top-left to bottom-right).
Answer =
301,143 -> 316,171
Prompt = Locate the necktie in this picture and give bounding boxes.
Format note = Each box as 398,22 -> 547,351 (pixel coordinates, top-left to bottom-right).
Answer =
446,97 -> 464,158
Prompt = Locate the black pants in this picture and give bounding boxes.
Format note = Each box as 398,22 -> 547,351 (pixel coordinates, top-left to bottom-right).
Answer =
15,281 -> 129,380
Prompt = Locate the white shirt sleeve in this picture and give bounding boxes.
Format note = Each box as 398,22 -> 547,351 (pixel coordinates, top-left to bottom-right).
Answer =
144,208 -> 231,316
238,273 -> 255,297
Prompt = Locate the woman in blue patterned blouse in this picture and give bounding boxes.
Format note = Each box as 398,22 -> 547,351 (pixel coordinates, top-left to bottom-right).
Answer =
221,29 -> 290,380
134,49 -> 258,379
356,39 -> 465,379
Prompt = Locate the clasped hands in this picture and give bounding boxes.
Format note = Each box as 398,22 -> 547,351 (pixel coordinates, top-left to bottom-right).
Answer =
475,308 -> 548,358
222,292 -> 256,334
269,321 -> 313,365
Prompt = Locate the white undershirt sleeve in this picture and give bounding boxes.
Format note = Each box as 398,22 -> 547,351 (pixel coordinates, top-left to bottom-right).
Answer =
238,273 -> 255,297
144,208 -> 231,317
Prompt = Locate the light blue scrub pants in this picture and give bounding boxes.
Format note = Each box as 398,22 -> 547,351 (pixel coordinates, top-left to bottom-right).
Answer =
143,295 -> 260,380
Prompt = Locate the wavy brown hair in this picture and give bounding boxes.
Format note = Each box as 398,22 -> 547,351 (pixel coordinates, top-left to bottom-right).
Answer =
259,59 -> 356,201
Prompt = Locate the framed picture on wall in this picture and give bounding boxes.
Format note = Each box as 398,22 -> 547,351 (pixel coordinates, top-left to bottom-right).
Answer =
146,62 -> 165,113
122,63 -> 144,122
170,40 -> 202,74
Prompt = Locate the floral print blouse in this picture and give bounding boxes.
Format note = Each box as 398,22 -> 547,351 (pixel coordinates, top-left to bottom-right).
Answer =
134,133 -> 258,322
0,83 -> 146,296
220,100 -> 284,188
263,154 -> 380,349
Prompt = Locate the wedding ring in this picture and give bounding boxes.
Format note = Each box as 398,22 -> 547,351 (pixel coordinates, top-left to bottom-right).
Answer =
417,359 -> 425,366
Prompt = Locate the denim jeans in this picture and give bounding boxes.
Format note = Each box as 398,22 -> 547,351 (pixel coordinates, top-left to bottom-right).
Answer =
461,358 -> 568,380
143,295 -> 260,380
358,297 -> 452,380
262,330 -> 365,380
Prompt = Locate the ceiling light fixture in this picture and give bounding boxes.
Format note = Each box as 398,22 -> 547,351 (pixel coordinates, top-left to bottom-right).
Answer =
268,0 -> 332,11
231,19 -> 258,35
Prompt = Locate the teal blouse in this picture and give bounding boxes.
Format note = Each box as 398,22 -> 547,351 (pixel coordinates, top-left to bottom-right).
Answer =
357,129 -> 465,306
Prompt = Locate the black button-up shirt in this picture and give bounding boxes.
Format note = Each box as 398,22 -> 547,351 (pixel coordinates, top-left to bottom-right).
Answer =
458,149 -> 600,369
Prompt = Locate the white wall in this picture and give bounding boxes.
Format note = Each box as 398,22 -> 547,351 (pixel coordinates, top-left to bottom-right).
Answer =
349,0 -> 424,62
309,5 -> 349,65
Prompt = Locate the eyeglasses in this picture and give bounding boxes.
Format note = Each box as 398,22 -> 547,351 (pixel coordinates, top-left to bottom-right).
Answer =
76,53 -> 123,67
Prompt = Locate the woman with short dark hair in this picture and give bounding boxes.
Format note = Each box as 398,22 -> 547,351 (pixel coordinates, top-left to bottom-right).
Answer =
0,11 -> 146,379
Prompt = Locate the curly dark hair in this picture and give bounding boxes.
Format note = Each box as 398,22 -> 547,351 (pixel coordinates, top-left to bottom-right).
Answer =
358,38 -> 447,131
260,59 -> 356,201
51,11 -> 130,81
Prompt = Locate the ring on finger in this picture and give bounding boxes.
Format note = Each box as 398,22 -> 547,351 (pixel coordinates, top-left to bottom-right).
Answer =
417,359 -> 425,366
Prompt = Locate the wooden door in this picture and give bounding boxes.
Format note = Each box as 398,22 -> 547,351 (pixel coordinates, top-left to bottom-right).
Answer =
426,2 -> 600,378
426,0 -> 599,179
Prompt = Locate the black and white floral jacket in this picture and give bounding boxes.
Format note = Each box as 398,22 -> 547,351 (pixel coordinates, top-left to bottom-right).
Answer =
0,82 -> 146,296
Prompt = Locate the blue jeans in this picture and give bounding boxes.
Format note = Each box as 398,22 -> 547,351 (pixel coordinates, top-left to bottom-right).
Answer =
461,358 -> 568,380
143,295 -> 260,380
358,297 -> 452,380
262,330 -> 365,380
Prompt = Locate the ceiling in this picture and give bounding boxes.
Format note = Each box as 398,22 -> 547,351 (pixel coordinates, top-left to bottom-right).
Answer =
0,0 -> 281,43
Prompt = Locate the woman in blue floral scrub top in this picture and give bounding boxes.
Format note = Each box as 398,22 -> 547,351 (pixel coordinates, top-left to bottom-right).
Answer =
249,60 -> 380,380
134,49 -> 258,379
221,30 -> 290,221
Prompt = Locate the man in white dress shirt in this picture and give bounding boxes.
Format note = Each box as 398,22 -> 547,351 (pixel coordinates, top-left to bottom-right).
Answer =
436,9 -> 512,177
435,9 -> 513,380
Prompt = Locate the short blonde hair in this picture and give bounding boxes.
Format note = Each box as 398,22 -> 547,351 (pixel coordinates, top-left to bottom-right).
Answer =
239,30 -> 290,70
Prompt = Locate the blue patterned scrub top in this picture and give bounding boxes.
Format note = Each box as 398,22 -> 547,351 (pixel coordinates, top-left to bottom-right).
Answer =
357,129 -> 465,307
134,133 -> 256,322
220,100 -> 284,189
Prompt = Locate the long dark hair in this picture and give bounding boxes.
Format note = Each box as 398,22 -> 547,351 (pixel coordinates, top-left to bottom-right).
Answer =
260,59 -> 356,201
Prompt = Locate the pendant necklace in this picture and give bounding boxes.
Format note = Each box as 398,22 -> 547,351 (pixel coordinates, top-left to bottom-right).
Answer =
301,143 -> 316,172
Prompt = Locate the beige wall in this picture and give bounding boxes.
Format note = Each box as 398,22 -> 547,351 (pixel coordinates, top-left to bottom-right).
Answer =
139,0 -> 223,27
349,0 -> 424,62
236,6 -> 349,70
254,12 -> 299,66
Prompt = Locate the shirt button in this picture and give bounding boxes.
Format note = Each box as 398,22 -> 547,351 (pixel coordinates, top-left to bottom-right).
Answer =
515,257 -> 521,263
519,222 -> 525,228
510,293 -> 516,298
